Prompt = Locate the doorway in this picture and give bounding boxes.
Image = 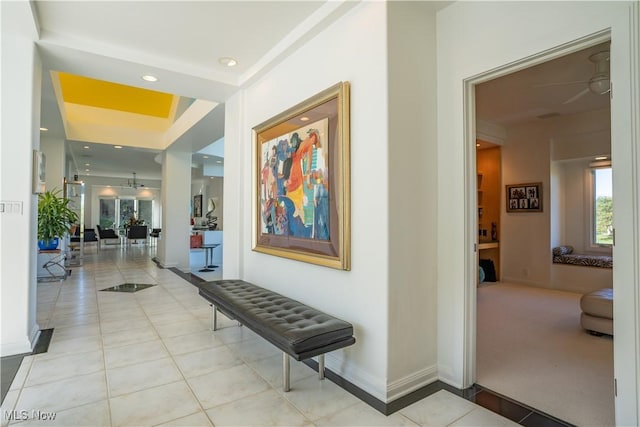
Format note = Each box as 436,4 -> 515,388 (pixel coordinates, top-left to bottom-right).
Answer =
469,39 -> 614,425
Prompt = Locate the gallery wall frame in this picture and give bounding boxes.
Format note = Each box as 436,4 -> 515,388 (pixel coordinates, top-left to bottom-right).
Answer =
506,182 -> 542,212
33,150 -> 46,194
253,82 -> 351,270
193,194 -> 203,217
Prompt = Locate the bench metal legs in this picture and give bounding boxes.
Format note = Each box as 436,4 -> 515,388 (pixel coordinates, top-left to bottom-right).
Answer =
211,304 -> 243,331
282,353 -> 325,392
283,353 -> 290,392
318,354 -> 325,380
210,305 -> 327,393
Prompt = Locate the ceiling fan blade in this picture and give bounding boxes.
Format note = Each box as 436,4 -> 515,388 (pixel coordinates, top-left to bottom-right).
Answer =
563,87 -> 591,104
533,80 -> 588,88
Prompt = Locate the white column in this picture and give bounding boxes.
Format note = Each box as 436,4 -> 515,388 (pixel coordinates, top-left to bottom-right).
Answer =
221,92 -> 243,278
157,147 -> 191,270
0,1 -> 42,356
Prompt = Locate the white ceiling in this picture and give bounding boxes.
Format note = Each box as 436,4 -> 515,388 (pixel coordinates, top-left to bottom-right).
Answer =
35,0 -> 355,181
34,2 -> 610,181
476,41 -> 611,126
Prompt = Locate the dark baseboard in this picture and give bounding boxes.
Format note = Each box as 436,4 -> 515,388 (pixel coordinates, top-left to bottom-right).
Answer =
301,359 -> 573,426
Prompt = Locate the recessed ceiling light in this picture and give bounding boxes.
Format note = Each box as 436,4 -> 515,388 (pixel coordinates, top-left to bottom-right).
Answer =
85,169 -> 90,172
595,156 -> 608,160
40,127 -> 48,132
114,145 -> 123,149
476,143 -> 480,147
216,160 -> 222,164
141,75 -> 158,82
219,57 -> 237,67
83,145 -> 90,149
203,155 -> 209,159
85,163 -> 90,166
300,117 -> 310,122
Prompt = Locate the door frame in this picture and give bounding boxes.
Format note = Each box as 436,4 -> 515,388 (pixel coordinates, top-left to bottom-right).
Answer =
461,27 -> 639,424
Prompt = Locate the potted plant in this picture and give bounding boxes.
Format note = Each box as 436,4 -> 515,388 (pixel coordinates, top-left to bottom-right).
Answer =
37,188 -> 79,250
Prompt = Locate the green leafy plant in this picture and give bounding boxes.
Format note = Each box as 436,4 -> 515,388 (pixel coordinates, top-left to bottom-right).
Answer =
37,189 -> 79,241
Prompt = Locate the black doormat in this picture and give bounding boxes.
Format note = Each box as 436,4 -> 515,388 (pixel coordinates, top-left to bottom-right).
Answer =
100,283 -> 156,293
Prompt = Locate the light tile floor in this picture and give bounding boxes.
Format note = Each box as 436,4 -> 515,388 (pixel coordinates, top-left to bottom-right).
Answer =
1,245 -> 519,426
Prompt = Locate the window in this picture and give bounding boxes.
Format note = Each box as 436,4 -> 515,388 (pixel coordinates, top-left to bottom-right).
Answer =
99,197 -> 155,230
99,199 -> 116,229
137,200 -> 152,226
591,166 -> 613,247
119,199 -> 136,227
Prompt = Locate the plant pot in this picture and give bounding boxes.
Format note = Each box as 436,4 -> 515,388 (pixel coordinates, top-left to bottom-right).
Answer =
38,237 -> 59,251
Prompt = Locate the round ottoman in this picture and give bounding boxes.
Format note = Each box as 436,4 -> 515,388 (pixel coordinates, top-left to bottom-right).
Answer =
580,288 -> 613,336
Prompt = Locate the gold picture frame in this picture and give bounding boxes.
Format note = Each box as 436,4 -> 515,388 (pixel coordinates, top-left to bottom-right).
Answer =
253,82 -> 350,270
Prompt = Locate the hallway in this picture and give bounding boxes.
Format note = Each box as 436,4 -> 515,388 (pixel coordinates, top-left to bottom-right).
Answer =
1,245 -> 519,426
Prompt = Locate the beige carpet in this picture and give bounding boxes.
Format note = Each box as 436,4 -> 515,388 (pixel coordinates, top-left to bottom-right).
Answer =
477,282 -> 614,427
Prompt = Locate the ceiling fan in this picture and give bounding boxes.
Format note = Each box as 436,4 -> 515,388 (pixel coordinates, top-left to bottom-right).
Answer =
535,50 -> 610,105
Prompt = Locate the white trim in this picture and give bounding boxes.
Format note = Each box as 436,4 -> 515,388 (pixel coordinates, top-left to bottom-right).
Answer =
617,2 -> 640,424
463,80 -> 478,388
387,365 -> 438,403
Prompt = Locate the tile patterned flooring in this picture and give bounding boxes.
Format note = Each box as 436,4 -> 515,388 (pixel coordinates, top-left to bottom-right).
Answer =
2,245 -> 523,426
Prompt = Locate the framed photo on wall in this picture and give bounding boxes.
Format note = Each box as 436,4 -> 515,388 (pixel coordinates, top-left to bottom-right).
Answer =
252,82 -> 351,270
193,194 -> 203,217
506,182 -> 542,212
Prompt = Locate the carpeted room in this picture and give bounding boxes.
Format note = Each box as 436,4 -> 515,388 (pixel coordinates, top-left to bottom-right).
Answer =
474,42 -> 614,426
476,282 -> 613,427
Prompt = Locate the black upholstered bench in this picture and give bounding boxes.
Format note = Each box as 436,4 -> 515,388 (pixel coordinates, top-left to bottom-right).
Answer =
198,279 -> 355,391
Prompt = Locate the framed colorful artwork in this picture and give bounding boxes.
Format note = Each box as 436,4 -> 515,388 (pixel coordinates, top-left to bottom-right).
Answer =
253,82 -> 351,270
506,182 -> 542,212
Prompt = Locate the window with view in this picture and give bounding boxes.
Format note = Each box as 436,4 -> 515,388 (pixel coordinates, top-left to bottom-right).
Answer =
99,197 -> 155,230
592,166 -> 613,246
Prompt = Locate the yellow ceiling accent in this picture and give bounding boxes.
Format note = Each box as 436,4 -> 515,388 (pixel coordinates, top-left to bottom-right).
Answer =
58,72 -> 174,118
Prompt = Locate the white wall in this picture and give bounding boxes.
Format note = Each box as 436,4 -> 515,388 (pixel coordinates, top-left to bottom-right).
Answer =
228,2 -> 391,400
436,2 -> 638,424
222,94 -> 243,280
386,1 -> 439,399
556,159 -> 590,253
500,108 -> 610,288
157,148 -> 191,270
40,137 -> 65,192
500,123 -> 552,287
0,1 -> 42,356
